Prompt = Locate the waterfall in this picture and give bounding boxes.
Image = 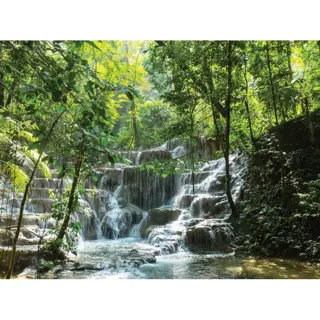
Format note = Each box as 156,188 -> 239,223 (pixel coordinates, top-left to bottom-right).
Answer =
0,139 -> 247,275
77,140 -> 246,255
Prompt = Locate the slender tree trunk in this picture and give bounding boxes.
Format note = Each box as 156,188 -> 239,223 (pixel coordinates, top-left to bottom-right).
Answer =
204,44 -> 237,218
225,41 -> 237,218
56,154 -> 83,242
6,80 -> 18,107
124,42 -> 140,150
265,41 -> 279,126
130,97 -> 140,149
190,115 -> 195,195
6,112 -> 65,278
243,53 -> 255,145
279,96 -> 287,121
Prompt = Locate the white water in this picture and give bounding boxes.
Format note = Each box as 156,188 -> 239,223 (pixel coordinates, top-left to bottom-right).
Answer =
1,139 -> 248,278
58,141 -> 248,278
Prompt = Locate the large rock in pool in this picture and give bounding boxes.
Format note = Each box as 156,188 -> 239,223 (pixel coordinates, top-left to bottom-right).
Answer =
184,219 -> 235,253
140,207 -> 182,238
100,203 -> 143,239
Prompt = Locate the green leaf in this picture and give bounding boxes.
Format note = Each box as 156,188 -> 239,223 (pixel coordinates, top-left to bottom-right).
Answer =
101,137 -> 108,147
18,86 -> 41,94
56,105 -> 65,113
85,41 -> 101,51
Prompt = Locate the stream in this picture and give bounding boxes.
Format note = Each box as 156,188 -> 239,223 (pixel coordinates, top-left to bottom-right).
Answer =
47,238 -> 320,279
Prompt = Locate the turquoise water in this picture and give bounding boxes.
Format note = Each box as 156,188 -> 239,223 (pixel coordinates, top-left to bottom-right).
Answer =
49,239 -> 320,279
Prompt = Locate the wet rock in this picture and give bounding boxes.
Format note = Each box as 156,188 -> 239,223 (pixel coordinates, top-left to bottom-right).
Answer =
121,250 -> 157,266
185,219 -> 235,253
136,150 -> 171,165
104,246 -> 158,270
100,168 -> 123,191
175,194 -> 198,209
52,265 -> 64,273
52,262 -> 104,273
71,262 -> 104,272
190,196 -> 226,218
0,245 -> 40,273
148,207 -> 182,226
140,224 -> 158,238
117,197 -> 127,208
82,214 -> 99,240
140,208 -> 182,238
17,267 -> 37,279
148,226 -> 183,254
100,203 -> 143,239
26,198 -> 53,213
185,218 -> 205,227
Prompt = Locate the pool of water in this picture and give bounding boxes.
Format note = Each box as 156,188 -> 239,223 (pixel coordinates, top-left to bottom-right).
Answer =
50,239 -> 320,279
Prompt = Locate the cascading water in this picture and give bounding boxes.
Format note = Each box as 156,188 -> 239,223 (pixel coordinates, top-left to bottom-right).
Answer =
55,138 -> 250,278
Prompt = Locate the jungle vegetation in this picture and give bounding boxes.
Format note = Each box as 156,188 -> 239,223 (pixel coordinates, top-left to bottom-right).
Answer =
1,40 -> 320,277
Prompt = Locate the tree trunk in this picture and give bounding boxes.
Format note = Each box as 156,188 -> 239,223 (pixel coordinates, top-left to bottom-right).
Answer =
225,41 -> 237,218
6,112 -> 65,278
56,155 -> 83,242
205,43 -> 237,218
243,51 -> 255,145
265,41 -> 279,126
6,114 -> 64,279
279,96 -> 287,122
130,96 -> 140,149
124,42 -> 140,150
6,80 -> 18,107
190,115 -> 195,195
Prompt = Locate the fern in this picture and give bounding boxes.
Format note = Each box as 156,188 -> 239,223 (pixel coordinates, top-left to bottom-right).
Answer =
0,119 -> 51,190
0,161 -> 29,192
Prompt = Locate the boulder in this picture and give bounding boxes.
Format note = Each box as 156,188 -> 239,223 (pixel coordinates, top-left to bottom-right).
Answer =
148,207 -> 181,226
190,195 -> 226,218
140,207 -> 182,238
185,219 -> 235,253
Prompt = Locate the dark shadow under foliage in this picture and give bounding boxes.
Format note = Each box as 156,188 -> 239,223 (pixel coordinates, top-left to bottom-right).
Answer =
235,108 -> 320,260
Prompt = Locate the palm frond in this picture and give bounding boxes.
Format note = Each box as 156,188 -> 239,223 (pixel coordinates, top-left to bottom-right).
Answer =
1,162 -> 28,192
25,149 -> 52,179
18,130 -> 38,143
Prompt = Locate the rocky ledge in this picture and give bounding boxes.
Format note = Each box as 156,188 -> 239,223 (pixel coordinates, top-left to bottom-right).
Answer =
185,219 -> 235,253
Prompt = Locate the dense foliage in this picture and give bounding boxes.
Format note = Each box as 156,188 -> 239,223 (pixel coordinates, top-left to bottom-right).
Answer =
1,40 -> 320,277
